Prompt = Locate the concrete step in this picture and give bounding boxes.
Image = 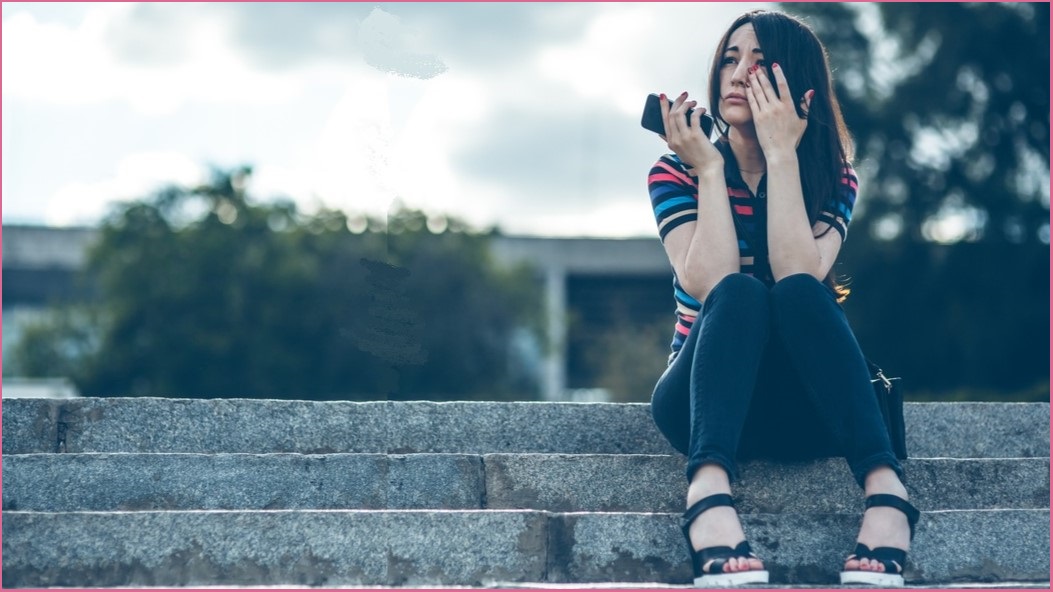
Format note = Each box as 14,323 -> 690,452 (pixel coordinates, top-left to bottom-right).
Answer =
3,453 -> 1047,513
3,509 -> 1047,587
3,398 -> 1048,457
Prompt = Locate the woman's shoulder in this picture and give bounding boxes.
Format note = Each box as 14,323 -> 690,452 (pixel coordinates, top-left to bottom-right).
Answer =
652,152 -> 687,169
839,159 -> 859,191
649,153 -> 697,187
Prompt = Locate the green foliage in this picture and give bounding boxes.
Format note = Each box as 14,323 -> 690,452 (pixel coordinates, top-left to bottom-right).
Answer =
583,315 -> 670,403
7,307 -> 101,383
18,167 -> 542,400
785,3 -> 1049,241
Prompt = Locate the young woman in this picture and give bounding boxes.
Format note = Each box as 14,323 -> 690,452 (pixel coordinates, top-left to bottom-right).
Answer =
647,9 -> 918,587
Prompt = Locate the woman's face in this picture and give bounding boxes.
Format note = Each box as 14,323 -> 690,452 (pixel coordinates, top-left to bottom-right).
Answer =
718,23 -> 766,127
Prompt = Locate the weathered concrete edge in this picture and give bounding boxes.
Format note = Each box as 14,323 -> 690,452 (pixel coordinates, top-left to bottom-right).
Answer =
3,453 -> 1048,513
1,509 -> 1048,587
2,398 -> 1048,457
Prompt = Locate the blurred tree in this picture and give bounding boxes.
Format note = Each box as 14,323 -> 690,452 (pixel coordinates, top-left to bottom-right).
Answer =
13,168 -> 542,400
9,307 -> 100,383
583,314 -> 670,403
786,3 -> 1049,242
778,3 -> 1050,399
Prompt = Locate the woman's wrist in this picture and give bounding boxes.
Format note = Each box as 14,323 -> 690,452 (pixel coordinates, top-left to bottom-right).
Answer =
695,160 -> 725,180
763,150 -> 798,170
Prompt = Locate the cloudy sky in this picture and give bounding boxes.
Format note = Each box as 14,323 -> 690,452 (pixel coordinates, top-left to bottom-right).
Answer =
2,2 -> 777,237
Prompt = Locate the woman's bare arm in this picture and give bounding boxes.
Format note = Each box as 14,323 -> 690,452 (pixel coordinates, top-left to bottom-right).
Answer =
659,93 -> 740,301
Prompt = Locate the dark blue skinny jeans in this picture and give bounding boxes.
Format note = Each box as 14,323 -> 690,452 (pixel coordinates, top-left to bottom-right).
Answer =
651,272 -> 904,488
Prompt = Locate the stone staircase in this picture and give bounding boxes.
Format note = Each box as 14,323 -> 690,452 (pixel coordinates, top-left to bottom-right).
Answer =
2,397 -> 1049,587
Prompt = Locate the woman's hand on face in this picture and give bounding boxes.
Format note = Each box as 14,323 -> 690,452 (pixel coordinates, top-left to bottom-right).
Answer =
660,92 -> 722,175
746,63 -> 814,159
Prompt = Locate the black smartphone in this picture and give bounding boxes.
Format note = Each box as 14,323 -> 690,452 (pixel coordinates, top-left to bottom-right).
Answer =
641,93 -> 713,138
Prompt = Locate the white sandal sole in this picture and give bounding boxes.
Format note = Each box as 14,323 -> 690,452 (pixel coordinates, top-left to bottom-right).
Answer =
694,569 -> 769,587
840,569 -> 905,587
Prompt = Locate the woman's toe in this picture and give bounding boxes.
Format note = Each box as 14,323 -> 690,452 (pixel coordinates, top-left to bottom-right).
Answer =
862,558 -> 885,572
844,557 -> 861,570
717,556 -> 763,573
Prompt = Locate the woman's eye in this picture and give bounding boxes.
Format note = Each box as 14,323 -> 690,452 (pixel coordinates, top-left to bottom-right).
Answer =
754,60 -> 767,68
721,57 -> 736,66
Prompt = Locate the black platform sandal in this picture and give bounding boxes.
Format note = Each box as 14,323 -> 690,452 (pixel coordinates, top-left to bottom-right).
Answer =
681,493 -> 769,587
839,493 -> 921,587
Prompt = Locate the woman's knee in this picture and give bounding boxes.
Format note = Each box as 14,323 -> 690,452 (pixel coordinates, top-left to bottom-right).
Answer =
650,384 -> 690,456
704,273 -> 769,313
770,273 -> 836,314
771,273 -> 827,297
648,370 -> 690,452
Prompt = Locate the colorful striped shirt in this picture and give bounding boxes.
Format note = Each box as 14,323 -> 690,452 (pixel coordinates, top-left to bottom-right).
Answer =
648,139 -> 859,358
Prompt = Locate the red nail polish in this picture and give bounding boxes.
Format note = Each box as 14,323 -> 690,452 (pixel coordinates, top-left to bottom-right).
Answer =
773,62 -> 779,69
660,93 -> 666,100
680,91 -> 688,97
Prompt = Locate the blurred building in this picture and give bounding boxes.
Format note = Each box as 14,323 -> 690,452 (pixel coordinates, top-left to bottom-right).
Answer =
2,225 -> 674,400
2,377 -> 81,398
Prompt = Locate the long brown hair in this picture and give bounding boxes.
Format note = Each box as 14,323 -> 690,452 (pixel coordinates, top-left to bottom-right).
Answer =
708,9 -> 854,301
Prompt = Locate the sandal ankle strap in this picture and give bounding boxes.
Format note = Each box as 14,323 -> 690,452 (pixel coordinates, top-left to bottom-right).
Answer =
681,493 -> 735,538
865,494 -> 920,540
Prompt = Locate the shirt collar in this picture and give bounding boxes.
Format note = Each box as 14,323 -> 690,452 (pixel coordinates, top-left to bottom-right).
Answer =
716,138 -> 766,197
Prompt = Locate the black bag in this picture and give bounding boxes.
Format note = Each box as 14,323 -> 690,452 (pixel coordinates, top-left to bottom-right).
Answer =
867,360 -> 907,459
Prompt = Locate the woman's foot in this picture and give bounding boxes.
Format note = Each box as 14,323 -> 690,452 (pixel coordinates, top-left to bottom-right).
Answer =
844,468 -> 911,574
687,465 -> 765,574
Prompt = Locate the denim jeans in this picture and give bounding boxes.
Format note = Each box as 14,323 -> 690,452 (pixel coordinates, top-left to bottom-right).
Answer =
651,273 -> 904,488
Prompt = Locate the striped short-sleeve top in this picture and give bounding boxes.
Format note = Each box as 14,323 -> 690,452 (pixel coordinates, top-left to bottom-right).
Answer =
647,139 -> 859,358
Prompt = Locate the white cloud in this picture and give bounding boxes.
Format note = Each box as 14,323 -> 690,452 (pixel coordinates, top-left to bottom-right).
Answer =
536,7 -> 660,115
359,7 -> 447,79
535,4 -> 761,116
252,66 -> 497,227
510,198 -> 658,238
46,152 -> 204,226
4,2 -> 771,236
2,4 -> 303,115
387,72 -> 501,226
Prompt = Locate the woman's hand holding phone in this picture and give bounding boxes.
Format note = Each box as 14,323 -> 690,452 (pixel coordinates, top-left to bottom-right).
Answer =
660,92 -> 723,175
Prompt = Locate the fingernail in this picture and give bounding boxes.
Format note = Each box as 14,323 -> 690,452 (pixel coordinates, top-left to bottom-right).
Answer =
660,93 -> 666,100
808,89 -> 815,99
680,91 -> 688,97
773,62 -> 779,69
